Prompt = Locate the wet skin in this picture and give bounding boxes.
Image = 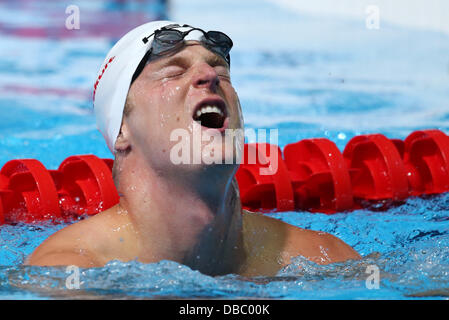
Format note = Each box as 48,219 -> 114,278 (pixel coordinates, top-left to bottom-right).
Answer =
26,43 -> 360,276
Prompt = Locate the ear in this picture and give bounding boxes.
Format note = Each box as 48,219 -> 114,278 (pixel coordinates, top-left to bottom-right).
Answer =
114,118 -> 131,153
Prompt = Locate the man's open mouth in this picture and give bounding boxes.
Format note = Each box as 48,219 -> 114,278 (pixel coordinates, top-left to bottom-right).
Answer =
192,99 -> 228,129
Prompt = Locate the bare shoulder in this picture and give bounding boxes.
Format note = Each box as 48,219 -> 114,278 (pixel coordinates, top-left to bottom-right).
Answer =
25,206 -> 132,267
242,210 -> 361,266
25,213 -> 104,267
293,227 -> 362,264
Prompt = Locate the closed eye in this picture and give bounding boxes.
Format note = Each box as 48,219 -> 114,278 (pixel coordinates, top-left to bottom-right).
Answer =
214,65 -> 230,81
161,65 -> 186,78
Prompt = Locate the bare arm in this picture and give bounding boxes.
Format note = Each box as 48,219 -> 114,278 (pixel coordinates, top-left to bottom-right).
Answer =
25,249 -> 99,268
242,210 -> 361,268
313,232 -> 361,263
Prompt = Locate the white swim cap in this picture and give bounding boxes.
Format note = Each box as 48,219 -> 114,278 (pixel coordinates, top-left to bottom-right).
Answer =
93,20 -> 207,153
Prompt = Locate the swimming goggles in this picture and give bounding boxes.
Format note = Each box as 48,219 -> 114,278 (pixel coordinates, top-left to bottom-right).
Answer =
132,24 -> 233,83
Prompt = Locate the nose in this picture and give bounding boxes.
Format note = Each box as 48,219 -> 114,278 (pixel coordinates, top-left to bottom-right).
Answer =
192,63 -> 220,92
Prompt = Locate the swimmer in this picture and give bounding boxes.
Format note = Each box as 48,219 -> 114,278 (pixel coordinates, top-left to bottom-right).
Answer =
26,21 -> 360,276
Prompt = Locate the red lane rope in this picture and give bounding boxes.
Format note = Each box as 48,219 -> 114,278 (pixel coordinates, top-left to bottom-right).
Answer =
1,129 -> 449,224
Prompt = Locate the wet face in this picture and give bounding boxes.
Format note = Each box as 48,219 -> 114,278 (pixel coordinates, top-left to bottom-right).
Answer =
121,42 -> 244,177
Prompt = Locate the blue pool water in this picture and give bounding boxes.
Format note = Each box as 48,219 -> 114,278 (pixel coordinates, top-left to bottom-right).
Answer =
0,0 -> 449,299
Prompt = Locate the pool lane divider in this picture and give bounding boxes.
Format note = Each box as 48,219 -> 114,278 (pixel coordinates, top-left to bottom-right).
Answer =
0,155 -> 119,224
0,129 -> 449,224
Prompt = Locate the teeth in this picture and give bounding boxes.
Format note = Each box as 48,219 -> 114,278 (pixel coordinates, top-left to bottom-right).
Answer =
195,105 -> 224,118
